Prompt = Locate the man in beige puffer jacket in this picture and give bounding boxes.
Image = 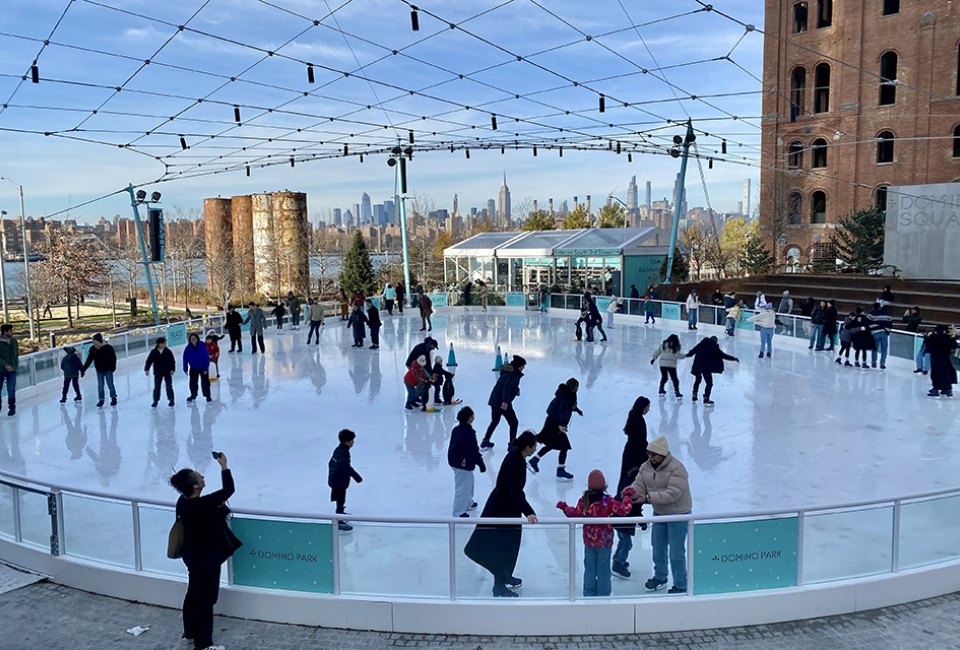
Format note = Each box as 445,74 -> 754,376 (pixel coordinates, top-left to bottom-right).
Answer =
629,436 -> 692,593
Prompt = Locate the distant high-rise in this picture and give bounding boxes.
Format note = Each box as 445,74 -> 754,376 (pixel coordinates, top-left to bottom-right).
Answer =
498,172 -> 511,226
383,199 -> 394,225
548,198 -> 554,216
344,209 -> 354,227
737,201 -> 744,215
486,199 -> 496,219
352,203 -> 361,226
627,176 -> 638,210
645,181 -> 652,212
453,193 -> 459,217
332,208 -> 342,226
742,179 -> 751,219
373,203 -> 385,225
672,174 -> 688,216
361,193 -> 372,224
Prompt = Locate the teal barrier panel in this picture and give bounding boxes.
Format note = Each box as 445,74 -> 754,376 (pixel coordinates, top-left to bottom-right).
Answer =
737,311 -> 757,331
239,309 -> 250,333
693,517 -> 799,595
594,297 -> 612,312
662,303 -> 681,320
166,322 -> 187,347
230,517 -> 334,593
506,292 -> 526,307
427,293 -> 448,307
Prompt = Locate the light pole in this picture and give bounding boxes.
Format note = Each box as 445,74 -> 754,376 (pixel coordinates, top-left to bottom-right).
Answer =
0,210 -> 8,323
387,138 -> 414,307
0,177 -> 34,338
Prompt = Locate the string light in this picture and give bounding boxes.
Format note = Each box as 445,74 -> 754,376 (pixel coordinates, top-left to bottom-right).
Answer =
30,64 -> 39,84
307,64 -> 315,84
233,106 -> 241,123
410,6 -> 420,31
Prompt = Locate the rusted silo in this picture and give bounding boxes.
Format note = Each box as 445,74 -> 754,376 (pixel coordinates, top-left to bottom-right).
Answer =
272,191 -> 310,295
203,198 -> 233,297
230,195 -> 255,298
251,193 -> 278,298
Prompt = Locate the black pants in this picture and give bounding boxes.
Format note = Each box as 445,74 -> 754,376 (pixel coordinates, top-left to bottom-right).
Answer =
183,559 -> 221,649
537,446 -> 568,465
838,341 -> 851,358
291,312 -> 300,327
153,374 -> 174,403
385,299 -> 394,315
659,367 -> 680,394
307,320 -> 323,343
483,404 -> 519,444
331,487 -> 347,514
275,316 -> 283,330
61,376 -> 80,399
250,331 -> 265,352
189,369 -> 211,399
370,326 -> 380,346
228,329 -> 241,352
692,372 -> 713,400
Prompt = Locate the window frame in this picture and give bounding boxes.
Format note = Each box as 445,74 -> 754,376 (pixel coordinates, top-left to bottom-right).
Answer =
876,130 -> 895,164
875,186 -> 889,213
793,2 -> 809,33
787,140 -> 805,170
879,51 -> 898,106
787,192 -> 803,225
814,63 -> 831,114
817,0 -> 832,28
810,190 -> 827,224
953,124 -> 960,158
790,66 -> 807,121
882,0 -> 900,16
811,138 -> 828,168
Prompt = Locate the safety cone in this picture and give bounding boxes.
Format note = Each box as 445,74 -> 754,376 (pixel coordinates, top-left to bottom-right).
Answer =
502,351 -> 509,367
492,345 -> 502,372
447,343 -> 458,374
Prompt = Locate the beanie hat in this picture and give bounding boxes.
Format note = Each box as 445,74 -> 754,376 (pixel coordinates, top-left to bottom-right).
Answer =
417,355 -> 427,366
92,333 -> 104,343
63,346 -> 76,354
587,469 -> 606,491
511,354 -> 527,367
647,436 -> 670,457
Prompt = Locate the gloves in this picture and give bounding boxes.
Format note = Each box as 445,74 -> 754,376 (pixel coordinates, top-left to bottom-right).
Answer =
478,460 -> 486,473
650,359 -> 654,365
622,487 -> 637,499
555,501 -> 566,510
355,475 -> 363,483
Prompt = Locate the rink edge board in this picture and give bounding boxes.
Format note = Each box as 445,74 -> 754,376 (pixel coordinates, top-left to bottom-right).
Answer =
3,538 -> 960,635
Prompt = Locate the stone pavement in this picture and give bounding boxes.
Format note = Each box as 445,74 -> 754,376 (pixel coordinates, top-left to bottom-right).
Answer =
0,579 -> 956,649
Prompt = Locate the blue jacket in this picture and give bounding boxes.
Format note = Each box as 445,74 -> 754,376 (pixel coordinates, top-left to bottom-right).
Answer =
60,353 -> 83,378
182,341 -> 210,372
447,423 -> 485,472
487,365 -> 523,407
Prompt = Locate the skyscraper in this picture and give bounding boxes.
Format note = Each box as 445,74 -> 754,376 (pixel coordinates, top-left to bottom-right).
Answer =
352,203 -> 361,226
486,199 -> 496,220
452,193 -> 459,217
332,208 -> 342,226
645,181 -> 652,212
361,193 -> 372,224
742,179 -> 751,219
383,199 -> 394,225
627,175 -> 638,210
344,209 -> 354,226
498,173 -> 511,226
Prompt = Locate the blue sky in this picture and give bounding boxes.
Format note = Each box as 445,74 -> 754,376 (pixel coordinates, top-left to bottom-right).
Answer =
0,0 -> 764,222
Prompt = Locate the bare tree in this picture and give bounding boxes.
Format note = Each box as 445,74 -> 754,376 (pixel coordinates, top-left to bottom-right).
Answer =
40,234 -> 109,328
680,224 -> 709,281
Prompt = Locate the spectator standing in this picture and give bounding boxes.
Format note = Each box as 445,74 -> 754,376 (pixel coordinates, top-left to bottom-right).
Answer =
869,302 -> 893,369
821,299 -> 838,351
902,307 -> 922,333
365,299 -> 381,349
879,284 -> 896,307
82,333 -> 118,408
630,284 -> 640,299
0,324 -> 18,416
710,288 -> 723,306
809,300 -> 825,350
926,325 -> 958,398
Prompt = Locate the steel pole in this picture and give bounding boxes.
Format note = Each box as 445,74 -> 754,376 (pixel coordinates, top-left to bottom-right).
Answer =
18,185 -> 34,338
395,140 -> 414,307
663,119 -> 694,285
126,185 -> 160,325
0,225 -> 8,322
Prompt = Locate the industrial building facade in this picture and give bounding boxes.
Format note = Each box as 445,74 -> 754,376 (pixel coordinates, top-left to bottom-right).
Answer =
760,0 -> 960,266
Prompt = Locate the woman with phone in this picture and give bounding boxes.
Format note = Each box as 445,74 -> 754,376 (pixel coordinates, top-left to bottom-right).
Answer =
169,452 -> 242,650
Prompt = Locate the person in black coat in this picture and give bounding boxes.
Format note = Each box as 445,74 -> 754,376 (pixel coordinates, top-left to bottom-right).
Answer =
481,355 -> 526,450
684,336 -> 739,406
144,337 -> 176,407
821,299 -> 838,351
464,430 -> 539,597
529,378 -> 582,480
927,325 -> 958,398
846,307 -> 875,367
586,297 -> 607,342
431,356 -> 458,405
82,333 -> 118,407
270,302 -> 286,331
328,429 -> 363,531
447,407 -> 486,516
630,285 -> 640,299
405,336 -> 439,369
346,304 -> 368,348
364,299 -> 382,349
225,305 -> 243,353
170,451 -> 242,650
612,396 -> 650,579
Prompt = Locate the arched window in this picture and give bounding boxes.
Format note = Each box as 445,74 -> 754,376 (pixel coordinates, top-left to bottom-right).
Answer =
793,2 -> 808,33
876,130 -> 895,163
883,0 -> 899,15
787,141 -> 804,169
785,245 -> 802,263
817,0 -> 832,27
811,191 -> 827,224
879,52 -> 898,105
954,125 -> 960,158
788,192 -> 803,224
875,186 -> 889,212
790,67 -> 806,121
814,63 -> 831,113
811,138 -> 828,168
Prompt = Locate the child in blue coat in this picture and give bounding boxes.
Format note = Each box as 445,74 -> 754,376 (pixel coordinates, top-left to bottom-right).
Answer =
60,346 -> 83,403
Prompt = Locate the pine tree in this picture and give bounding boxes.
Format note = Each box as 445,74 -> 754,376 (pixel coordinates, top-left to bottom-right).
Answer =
831,208 -> 885,273
658,247 -> 689,283
597,204 -> 626,228
562,204 -> 591,229
522,210 -> 556,231
340,230 -> 376,294
740,234 -> 775,275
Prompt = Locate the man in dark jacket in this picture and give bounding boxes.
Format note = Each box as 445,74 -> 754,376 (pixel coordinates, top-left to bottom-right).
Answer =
144,337 -> 176,407
0,323 -> 17,416
684,336 -> 739,406
481,355 -> 526,450
405,336 -> 439,369
347,304 -> 368,348
328,430 -> 363,531
586,297 -> 607,342
821,299 -> 839,351
927,325 -> 958,398
447,407 -> 486,517
225,305 -> 243,353
868,302 -> 893,369
83,333 -> 118,408
364,299 -> 382,349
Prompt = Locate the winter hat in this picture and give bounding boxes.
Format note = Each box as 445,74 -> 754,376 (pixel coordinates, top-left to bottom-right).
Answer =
92,333 -> 104,343
417,355 -> 427,366
206,329 -> 216,337
647,436 -> 670,457
511,354 -> 527,367
587,469 -> 606,491
63,346 -> 76,354
764,303 -> 773,310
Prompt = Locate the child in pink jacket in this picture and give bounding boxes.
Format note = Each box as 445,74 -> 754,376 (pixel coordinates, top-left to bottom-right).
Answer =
557,469 -> 635,597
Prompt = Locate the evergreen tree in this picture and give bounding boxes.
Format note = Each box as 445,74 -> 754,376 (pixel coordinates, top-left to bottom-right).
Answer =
340,230 -> 376,294
562,204 -> 591,229
740,234 -> 775,275
522,210 -> 556,231
658,247 -> 689,284
831,208 -> 885,273
597,204 -> 627,228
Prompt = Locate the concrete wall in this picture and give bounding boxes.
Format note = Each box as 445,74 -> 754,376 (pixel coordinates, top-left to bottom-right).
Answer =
884,182 -> 960,280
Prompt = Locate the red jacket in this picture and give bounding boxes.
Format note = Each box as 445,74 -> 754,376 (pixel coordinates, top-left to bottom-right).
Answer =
404,363 -> 429,387
205,340 -> 220,364
557,492 -> 634,548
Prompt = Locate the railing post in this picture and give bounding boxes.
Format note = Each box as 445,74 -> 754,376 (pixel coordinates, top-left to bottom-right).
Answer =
12,486 -> 21,543
568,523 -> 577,601
796,511 -> 805,586
131,501 -> 143,572
331,518 -> 341,596
29,358 -> 37,388
891,500 -> 901,572
686,518 -> 694,596
448,522 -> 456,601
48,490 -> 63,556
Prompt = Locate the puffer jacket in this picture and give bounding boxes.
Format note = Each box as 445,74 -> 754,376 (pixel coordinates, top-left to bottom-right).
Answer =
630,454 -> 692,516
558,493 -> 634,548
726,305 -> 742,322
747,309 -> 776,329
182,341 -> 210,372
487,364 -> 523,407
651,345 -> 682,368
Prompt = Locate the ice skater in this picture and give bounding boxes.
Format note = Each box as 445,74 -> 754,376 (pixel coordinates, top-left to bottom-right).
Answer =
338,288 -> 349,320
528,378 -> 582,481
418,288 -> 434,332
347,304 -> 368,348
846,307 -> 875,368
364,299 -> 381,349
183,332 -> 212,403
926,324 -> 958,398
643,295 -> 656,324
836,311 -> 855,366
613,396 -> 651,579
432,355 -> 460,406
59,346 -> 83,403
557,470 -> 634,597
403,355 -> 430,410
204,330 -> 223,381
270,301 -> 286,332
447,407 -> 485,517
243,302 -> 267,354
405,336 -> 439,371
306,298 -> 325,344
328,429 -> 363,532
225,304 -> 243,353
724,301 -> 743,337
747,303 -> 776,358
480,355 -> 526,450
383,282 -> 396,315
606,297 -> 620,328
684,336 -> 739,406
586,295 -> 608,342
686,290 -> 700,330
144,337 -> 176,407
82,333 -> 118,408
286,291 -> 302,330
651,334 -> 683,398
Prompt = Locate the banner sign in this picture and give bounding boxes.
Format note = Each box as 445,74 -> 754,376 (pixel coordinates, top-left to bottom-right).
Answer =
427,293 -> 448,308
238,308 -> 250,333
693,517 -> 798,595
594,297 -> 612,313
737,311 -> 756,331
662,303 -> 681,321
165,322 -> 187,347
230,517 -> 334,593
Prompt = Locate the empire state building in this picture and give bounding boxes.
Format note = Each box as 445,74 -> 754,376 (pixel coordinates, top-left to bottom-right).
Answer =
498,172 -> 511,227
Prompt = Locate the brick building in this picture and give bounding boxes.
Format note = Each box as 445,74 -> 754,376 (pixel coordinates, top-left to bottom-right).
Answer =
760,0 -> 960,265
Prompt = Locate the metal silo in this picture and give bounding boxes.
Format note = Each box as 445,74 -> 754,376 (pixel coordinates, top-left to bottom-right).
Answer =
272,191 -> 310,295
251,193 -> 278,298
203,198 -> 233,298
230,195 -> 255,298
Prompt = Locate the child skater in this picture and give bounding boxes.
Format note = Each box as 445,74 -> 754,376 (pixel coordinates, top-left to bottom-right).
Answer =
59,346 -> 83,403
643,295 -> 656,324
651,334 -> 683,398
347,303 -> 368,348
328,429 -> 363,532
447,407 -> 486,517
557,470 -> 635,597
432,355 -> 461,406
403,355 -> 430,410
204,329 -> 224,382
528,377 -> 582,481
